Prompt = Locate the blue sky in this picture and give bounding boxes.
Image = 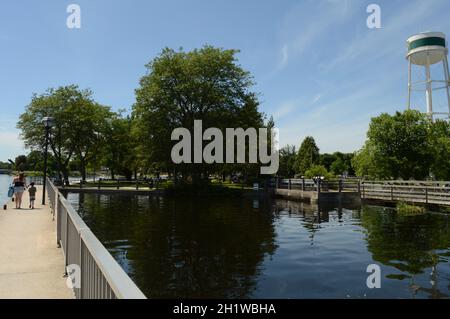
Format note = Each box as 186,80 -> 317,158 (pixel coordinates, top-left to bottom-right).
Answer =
1,0 -> 450,161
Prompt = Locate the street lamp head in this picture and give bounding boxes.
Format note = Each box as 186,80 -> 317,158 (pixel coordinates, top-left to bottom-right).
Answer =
42,116 -> 55,128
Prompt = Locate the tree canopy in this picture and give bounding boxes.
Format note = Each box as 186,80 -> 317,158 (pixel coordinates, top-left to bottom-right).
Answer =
295,136 -> 320,176
133,46 -> 266,184
17,85 -> 112,183
352,110 -> 450,180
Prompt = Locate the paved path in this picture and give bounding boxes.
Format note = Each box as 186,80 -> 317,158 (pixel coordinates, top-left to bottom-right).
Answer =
0,186 -> 73,299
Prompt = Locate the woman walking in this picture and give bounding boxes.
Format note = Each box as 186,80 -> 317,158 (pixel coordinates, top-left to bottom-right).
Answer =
12,173 -> 26,209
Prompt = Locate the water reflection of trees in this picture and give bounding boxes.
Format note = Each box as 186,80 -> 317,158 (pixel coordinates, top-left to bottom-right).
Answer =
273,200 -> 361,244
360,206 -> 450,298
74,193 -> 277,298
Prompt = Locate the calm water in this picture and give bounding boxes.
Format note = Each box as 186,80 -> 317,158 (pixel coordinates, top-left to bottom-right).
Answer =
66,192 -> 450,299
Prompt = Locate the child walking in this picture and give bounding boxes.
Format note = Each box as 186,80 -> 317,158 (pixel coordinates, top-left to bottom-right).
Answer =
28,182 -> 37,209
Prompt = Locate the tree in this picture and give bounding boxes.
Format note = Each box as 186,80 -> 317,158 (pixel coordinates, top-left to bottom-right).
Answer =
304,165 -> 333,180
330,157 -> 347,176
352,141 -> 389,178
353,110 -> 433,180
26,150 -> 44,172
14,155 -> 28,171
133,46 -> 265,185
17,85 -> 111,184
69,101 -> 112,182
278,145 -> 296,178
99,114 -> 138,180
0,161 -> 13,170
321,152 -> 354,176
429,120 -> 450,180
295,137 -> 320,175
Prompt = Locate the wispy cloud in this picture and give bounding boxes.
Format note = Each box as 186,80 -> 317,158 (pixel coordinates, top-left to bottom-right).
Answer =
276,0 -> 355,70
277,72 -> 401,152
319,0 -> 450,73
277,44 -> 289,70
312,94 -> 322,104
273,98 -> 303,120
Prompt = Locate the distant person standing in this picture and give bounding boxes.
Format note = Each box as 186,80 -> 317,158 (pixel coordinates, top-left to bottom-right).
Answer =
28,182 -> 37,209
12,173 -> 26,209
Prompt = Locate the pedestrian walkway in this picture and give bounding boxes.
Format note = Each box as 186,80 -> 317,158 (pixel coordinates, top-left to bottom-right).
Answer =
0,186 -> 74,299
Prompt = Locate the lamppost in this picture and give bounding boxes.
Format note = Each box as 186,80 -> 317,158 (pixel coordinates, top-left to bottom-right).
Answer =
42,116 -> 54,205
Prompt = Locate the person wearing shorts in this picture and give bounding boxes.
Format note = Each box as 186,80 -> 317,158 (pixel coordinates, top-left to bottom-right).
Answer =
13,173 -> 27,209
28,182 -> 37,209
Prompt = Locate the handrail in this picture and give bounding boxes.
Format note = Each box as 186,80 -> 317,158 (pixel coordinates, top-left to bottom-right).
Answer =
46,178 -> 146,299
362,183 -> 450,191
363,180 -> 450,185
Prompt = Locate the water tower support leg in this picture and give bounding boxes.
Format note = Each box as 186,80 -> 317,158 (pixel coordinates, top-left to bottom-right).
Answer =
408,57 -> 412,110
443,55 -> 450,118
425,54 -> 433,121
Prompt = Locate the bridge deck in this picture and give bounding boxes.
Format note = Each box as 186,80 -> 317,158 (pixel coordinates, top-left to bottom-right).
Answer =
0,186 -> 73,299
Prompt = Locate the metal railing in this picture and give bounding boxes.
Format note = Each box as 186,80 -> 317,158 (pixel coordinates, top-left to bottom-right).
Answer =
46,178 -> 147,299
360,182 -> 450,205
277,178 -> 361,193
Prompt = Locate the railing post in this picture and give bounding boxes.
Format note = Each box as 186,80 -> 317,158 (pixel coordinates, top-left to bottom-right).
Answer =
317,179 -> 321,194
79,232 -> 83,299
302,178 -> 305,191
117,179 -> 120,190
391,186 -> 394,201
288,179 -> 292,190
338,180 -> 343,193
56,193 -> 60,244
425,187 -> 428,204
98,180 -> 100,190
80,180 -> 83,189
64,207 -> 69,276
136,180 -> 139,190
357,181 -> 361,194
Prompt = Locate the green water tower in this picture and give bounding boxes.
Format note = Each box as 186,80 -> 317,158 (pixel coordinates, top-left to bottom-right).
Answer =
406,32 -> 450,120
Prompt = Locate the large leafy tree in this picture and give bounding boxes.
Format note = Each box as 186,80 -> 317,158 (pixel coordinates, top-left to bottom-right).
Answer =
17,85 -> 111,184
295,136 -> 320,175
352,141 -> 390,178
14,155 -> 28,171
352,110 -> 450,180
367,110 -> 431,180
429,120 -> 450,180
320,152 -> 355,176
133,46 -> 265,184
278,145 -> 296,178
99,113 -> 139,180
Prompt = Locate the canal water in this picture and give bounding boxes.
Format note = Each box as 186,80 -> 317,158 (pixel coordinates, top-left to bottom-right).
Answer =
67,192 -> 450,299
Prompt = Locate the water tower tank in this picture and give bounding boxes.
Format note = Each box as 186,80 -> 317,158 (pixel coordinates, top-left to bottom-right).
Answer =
407,32 -> 447,65
406,32 -> 450,120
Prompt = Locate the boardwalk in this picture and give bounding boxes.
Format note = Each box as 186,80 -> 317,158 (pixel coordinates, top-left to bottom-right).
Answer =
0,186 -> 73,299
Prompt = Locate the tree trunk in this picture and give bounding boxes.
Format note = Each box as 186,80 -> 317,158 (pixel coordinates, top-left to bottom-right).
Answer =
80,158 -> 87,182
62,167 -> 70,186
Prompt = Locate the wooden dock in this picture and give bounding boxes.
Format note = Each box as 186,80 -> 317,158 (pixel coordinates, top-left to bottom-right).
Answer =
275,179 -> 361,204
361,181 -> 450,206
276,179 -> 450,207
